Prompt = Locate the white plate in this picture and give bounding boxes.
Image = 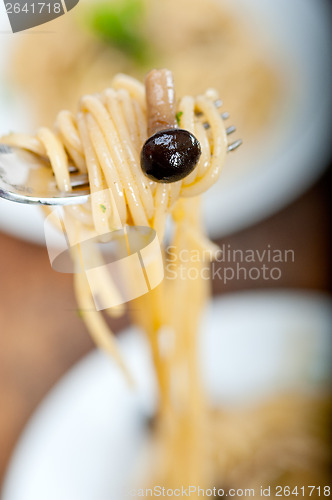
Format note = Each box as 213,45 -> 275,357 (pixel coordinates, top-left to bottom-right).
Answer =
204,0 -> 332,237
1,291 -> 331,500
0,0 -> 332,244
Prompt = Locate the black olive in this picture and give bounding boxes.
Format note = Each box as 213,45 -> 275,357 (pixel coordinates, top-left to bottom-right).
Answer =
140,129 -> 201,183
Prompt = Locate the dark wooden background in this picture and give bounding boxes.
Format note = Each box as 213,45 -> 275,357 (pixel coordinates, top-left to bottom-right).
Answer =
0,164 -> 331,488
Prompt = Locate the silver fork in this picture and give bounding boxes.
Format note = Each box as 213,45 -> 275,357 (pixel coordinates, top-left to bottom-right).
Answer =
0,110 -> 242,206
0,144 -> 90,206
199,99 -> 243,152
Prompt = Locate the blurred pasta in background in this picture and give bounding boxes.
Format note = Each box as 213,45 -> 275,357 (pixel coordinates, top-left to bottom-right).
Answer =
8,0 -> 279,137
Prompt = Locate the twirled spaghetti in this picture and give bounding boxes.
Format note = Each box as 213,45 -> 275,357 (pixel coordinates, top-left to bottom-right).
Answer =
3,74 -> 226,235
2,72 -> 227,491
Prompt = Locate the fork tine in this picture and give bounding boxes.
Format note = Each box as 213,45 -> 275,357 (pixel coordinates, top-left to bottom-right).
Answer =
226,125 -> 236,135
70,174 -> 89,188
68,165 -> 79,173
202,111 -> 230,129
227,139 -> 243,152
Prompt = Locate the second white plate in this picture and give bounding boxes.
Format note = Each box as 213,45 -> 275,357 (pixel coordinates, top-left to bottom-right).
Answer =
2,291 -> 331,500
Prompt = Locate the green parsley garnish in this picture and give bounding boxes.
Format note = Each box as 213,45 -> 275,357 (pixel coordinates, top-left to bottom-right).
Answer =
100,204 -> 107,213
176,111 -> 183,126
85,0 -> 149,64
76,309 -> 84,319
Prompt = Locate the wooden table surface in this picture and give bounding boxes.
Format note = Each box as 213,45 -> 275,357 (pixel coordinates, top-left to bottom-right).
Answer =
0,167 -> 331,488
